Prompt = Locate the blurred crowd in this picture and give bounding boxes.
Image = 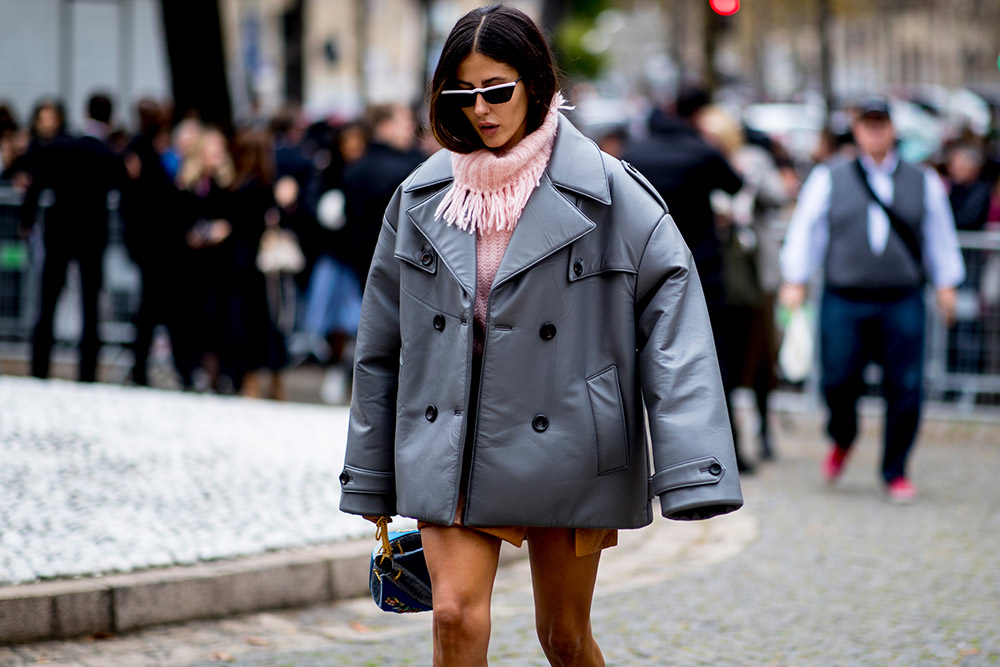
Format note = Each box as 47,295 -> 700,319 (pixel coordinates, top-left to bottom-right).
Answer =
0,94 -> 427,400
1,84 -> 998,421
596,84 -> 1000,470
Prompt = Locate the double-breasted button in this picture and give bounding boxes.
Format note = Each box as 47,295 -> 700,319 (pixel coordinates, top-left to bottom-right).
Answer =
420,250 -> 434,267
539,323 -> 556,340
708,463 -> 723,476
339,471 -> 351,485
572,260 -> 584,276
425,405 -> 438,422
532,414 -> 549,432
433,314 -> 446,331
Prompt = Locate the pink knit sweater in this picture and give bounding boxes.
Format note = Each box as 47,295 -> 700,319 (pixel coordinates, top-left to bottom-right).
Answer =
473,227 -> 515,354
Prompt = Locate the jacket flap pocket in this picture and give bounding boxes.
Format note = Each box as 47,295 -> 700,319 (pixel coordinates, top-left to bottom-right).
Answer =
650,457 -> 725,494
395,223 -> 437,275
586,365 -> 629,475
340,465 -> 395,495
567,242 -> 635,282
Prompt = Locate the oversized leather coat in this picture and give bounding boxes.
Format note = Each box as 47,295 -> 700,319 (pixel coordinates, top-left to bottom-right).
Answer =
339,115 -> 742,528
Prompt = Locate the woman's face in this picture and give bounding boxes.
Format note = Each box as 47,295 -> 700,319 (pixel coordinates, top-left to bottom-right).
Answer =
35,107 -> 61,139
201,131 -> 228,172
454,52 -> 528,152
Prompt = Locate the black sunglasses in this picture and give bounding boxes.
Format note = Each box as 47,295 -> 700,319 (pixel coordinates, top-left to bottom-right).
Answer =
440,77 -> 522,108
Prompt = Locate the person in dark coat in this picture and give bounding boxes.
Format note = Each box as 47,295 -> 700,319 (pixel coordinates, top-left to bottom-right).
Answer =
944,142 -> 992,231
228,128 -> 291,399
341,103 -> 423,287
6,99 -> 68,189
119,100 -> 189,386
174,125 -> 236,391
621,86 -> 750,470
20,93 -> 126,382
942,141 -> 992,381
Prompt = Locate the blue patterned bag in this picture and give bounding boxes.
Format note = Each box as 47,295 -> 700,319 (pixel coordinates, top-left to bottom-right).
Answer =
369,517 -> 433,613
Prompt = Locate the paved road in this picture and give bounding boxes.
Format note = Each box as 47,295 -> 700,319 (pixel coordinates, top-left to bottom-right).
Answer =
2,409 -> 998,666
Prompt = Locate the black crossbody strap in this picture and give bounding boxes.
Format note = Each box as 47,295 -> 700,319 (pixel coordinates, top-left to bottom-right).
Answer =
852,158 -> 923,267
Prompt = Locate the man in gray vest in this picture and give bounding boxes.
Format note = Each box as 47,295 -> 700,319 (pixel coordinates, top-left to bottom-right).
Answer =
778,97 -> 964,503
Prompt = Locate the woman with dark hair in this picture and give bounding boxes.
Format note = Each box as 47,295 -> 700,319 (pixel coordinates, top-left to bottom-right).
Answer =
339,5 -> 743,664
229,128 -> 291,398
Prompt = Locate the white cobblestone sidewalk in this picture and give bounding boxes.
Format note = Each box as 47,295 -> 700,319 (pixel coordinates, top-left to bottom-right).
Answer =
0,377 -> 414,585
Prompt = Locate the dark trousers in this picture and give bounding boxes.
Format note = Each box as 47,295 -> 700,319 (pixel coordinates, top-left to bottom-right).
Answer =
31,242 -> 104,382
820,287 -> 925,483
131,265 -> 189,387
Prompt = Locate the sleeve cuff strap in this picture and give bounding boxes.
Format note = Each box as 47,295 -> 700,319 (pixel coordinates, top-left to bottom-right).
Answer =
339,464 -> 395,495
649,456 -> 725,496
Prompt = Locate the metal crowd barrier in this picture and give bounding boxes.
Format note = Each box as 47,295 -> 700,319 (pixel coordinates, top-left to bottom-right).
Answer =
0,187 -> 35,339
924,229 -> 1000,406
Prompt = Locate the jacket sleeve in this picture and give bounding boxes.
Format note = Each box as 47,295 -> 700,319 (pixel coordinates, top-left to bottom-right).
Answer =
339,203 -> 402,517
635,213 -> 743,521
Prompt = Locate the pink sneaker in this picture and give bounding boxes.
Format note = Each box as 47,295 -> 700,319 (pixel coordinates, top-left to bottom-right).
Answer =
823,445 -> 849,483
887,477 -> 918,503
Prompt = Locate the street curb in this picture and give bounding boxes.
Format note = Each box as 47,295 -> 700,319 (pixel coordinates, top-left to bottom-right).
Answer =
0,537 -> 527,645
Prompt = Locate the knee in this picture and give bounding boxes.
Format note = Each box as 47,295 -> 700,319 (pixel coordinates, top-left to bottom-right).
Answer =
537,620 -> 591,666
432,598 -> 488,642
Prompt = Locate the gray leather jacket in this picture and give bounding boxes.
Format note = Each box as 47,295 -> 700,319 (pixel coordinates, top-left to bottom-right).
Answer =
340,115 -> 742,528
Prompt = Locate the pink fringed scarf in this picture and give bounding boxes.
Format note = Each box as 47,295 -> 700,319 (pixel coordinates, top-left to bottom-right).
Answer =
434,92 -> 567,234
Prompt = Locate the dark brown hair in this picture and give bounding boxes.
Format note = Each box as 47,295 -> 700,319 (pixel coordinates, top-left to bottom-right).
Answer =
233,128 -> 276,188
429,5 -> 557,153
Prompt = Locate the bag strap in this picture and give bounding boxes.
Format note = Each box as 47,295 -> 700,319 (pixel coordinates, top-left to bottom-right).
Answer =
852,158 -> 923,268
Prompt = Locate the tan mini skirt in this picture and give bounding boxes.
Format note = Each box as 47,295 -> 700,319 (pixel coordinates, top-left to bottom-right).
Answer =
417,493 -> 618,557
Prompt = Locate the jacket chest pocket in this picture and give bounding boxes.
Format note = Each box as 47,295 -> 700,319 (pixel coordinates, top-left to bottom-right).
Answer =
395,239 -> 443,307
586,365 -> 629,475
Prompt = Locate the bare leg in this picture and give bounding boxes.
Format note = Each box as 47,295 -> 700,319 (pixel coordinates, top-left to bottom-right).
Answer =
526,528 -> 605,667
240,371 -> 262,398
420,524 -> 502,667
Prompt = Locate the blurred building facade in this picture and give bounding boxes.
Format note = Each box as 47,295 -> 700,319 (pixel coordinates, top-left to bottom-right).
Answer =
0,0 -> 169,130
0,0 -> 995,130
713,0 -> 1000,103
220,0 -> 541,123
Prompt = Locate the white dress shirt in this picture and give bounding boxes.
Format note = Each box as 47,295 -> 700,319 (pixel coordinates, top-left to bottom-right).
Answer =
779,151 -> 965,289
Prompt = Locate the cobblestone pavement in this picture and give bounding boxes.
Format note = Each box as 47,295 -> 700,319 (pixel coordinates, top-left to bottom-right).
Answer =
0,377 -> 412,585
2,407 -> 997,666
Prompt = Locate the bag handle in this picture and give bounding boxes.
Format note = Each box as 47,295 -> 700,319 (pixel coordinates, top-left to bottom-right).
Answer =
375,516 -> 392,557
373,516 -> 404,581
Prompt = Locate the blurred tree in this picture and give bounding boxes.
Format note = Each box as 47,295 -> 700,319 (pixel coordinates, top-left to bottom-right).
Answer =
551,0 -> 610,81
159,0 -> 232,131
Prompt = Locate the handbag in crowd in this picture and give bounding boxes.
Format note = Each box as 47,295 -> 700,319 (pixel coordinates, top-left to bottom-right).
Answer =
369,516 -> 433,613
256,226 -> 306,275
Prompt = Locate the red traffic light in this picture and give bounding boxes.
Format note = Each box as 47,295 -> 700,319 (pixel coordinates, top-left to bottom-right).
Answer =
710,0 -> 740,16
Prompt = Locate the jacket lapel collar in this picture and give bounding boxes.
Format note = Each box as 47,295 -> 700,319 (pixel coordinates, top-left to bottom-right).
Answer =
492,116 -> 607,287
546,115 -> 611,205
493,172 -> 596,287
401,150 -> 477,296
405,189 -> 477,296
